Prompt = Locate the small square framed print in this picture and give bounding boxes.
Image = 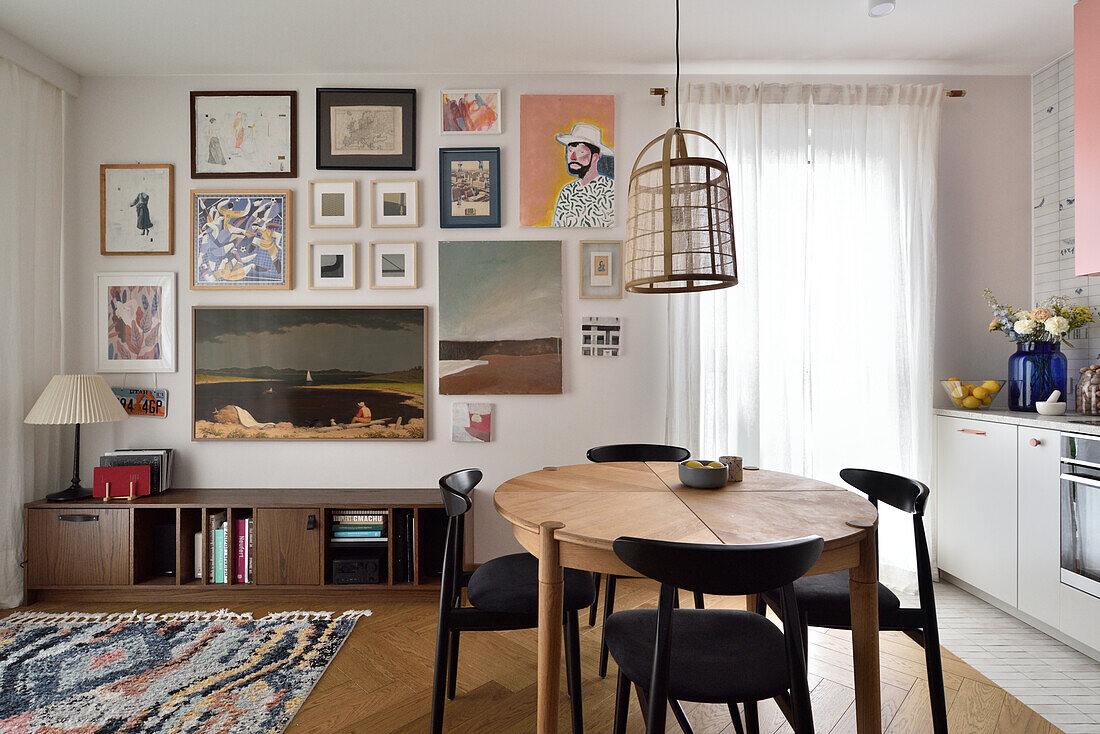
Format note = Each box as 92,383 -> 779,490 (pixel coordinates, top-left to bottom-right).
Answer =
370,179 -> 419,228
316,88 -> 417,170
370,241 -> 418,289
441,90 -> 502,134
100,164 -> 174,255
309,242 -> 357,289
439,147 -> 501,228
579,240 -> 623,299
308,180 -> 358,228
96,272 -> 177,373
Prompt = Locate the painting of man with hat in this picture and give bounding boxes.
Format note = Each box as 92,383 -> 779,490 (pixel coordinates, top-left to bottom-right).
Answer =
551,122 -> 614,227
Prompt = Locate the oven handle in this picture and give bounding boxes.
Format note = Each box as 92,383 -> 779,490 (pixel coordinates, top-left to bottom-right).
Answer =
1060,473 -> 1100,489
1061,456 -> 1100,471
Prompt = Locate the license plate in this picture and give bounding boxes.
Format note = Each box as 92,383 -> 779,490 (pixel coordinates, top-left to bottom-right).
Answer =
111,387 -> 168,418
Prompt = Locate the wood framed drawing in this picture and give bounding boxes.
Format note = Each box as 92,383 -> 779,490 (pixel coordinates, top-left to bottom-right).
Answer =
316,88 -> 417,170
370,179 -> 419,228
370,241 -> 418,289
439,147 -> 501,228
309,242 -> 357,290
96,272 -> 176,373
101,164 -> 174,255
309,180 -> 358,228
192,306 -> 427,441
441,90 -> 502,134
191,190 -> 292,290
579,240 -> 623,298
190,91 -> 297,178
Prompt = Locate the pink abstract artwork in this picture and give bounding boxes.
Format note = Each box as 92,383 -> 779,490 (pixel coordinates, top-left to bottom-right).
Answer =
106,285 -> 163,361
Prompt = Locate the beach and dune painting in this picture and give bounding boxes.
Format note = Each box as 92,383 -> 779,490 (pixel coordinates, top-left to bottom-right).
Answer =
438,240 -> 562,394
193,306 -> 426,440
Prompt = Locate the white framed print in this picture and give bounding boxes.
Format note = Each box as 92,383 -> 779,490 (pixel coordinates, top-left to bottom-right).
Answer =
579,240 -> 623,299
309,242 -> 357,289
370,241 -> 418,289
370,179 -> 419,228
308,179 -> 358,228
96,272 -> 177,373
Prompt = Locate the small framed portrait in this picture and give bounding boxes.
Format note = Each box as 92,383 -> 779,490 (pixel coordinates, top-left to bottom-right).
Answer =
370,179 -> 419,228
316,88 -> 417,170
579,240 -> 623,299
308,180 -> 358,228
100,164 -> 174,255
96,272 -> 177,373
441,90 -> 502,134
370,241 -> 418,289
190,91 -> 297,178
191,190 -> 292,290
309,242 -> 357,290
439,147 -> 501,229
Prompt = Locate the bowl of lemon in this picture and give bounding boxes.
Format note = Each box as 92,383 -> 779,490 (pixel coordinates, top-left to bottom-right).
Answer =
678,459 -> 729,489
941,378 -> 1005,409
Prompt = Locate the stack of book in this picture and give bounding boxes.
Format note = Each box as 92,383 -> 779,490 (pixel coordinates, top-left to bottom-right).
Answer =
100,449 -> 174,493
206,512 -> 254,583
331,509 -> 387,542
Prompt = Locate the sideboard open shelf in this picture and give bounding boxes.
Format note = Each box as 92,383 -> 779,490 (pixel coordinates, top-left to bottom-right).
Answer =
23,488 -> 449,603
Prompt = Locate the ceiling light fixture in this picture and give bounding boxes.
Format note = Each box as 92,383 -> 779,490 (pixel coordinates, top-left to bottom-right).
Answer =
869,0 -> 896,17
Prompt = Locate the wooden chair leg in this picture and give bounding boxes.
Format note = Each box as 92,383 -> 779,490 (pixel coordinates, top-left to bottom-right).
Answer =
743,700 -> 760,734
670,699 -> 694,734
693,591 -> 705,609
565,611 -> 584,734
446,629 -> 460,700
590,573 -> 602,626
599,575 -> 617,678
429,618 -> 450,734
726,703 -> 746,734
613,669 -> 631,734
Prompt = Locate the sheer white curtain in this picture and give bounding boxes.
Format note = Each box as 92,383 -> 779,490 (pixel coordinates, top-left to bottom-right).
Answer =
0,58 -> 65,607
669,83 -> 942,589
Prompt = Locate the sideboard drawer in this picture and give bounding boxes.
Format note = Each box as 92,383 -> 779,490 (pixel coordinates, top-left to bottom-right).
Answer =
26,508 -> 130,586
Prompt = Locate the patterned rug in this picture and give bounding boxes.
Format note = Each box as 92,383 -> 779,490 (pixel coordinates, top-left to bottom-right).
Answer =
0,608 -> 370,733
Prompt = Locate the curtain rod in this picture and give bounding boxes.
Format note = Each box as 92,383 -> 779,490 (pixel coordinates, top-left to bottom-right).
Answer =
649,88 -> 965,105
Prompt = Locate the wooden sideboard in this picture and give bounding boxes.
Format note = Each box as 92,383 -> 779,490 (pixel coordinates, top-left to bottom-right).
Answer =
23,488 -> 449,603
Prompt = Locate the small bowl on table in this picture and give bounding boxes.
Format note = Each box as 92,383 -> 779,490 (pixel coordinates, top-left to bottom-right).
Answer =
940,379 -> 1005,410
678,460 -> 729,489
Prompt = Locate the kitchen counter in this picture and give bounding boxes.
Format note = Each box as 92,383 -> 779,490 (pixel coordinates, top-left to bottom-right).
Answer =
934,406 -> 1100,436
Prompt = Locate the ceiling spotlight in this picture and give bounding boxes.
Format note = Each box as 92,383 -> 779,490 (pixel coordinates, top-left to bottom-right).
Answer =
869,0 -> 895,17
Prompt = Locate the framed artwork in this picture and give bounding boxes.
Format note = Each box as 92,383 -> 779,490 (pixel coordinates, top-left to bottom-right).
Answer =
316,88 -> 417,170
308,180 -> 358,228
191,190 -> 292,290
439,147 -> 501,228
581,317 -> 621,357
190,91 -> 297,178
438,240 -> 562,394
370,179 -> 419,228
96,272 -> 176,373
309,242 -> 357,290
100,164 -> 174,255
452,403 -> 493,442
520,94 -> 615,227
441,90 -> 502,134
193,306 -> 427,441
370,241 -> 418,289
579,240 -> 623,298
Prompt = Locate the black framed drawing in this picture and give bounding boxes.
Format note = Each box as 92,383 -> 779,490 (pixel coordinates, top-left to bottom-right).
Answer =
316,88 -> 417,170
439,147 -> 501,228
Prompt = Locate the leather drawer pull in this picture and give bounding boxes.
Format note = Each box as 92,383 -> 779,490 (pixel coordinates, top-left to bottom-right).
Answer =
957,429 -> 986,435
59,514 -> 99,522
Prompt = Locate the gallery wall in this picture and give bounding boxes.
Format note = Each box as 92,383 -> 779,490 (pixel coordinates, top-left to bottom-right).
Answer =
62,71 -> 1031,561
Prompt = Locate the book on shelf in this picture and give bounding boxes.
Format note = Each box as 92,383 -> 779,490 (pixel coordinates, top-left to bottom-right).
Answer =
208,511 -> 227,583
246,517 -> 254,583
235,517 -> 249,583
194,531 -> 202,579
407,512 -> 415,582
331,521 -> 385,529
332,530 -> 384,538
330,536 -> 388,543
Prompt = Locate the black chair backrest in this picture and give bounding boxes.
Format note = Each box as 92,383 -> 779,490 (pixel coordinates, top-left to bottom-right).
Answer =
440,468 -> 481,517
612,535 -> 824,597
438,469 -> 482,609
586,443 -> 691,463
839,468 -> 928,516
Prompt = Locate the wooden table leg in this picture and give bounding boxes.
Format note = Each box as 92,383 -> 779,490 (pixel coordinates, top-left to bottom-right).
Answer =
850,531 -> 882,734
537,521 -> 566,734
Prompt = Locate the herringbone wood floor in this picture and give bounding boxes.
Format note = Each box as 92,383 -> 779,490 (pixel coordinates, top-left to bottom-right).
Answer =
10,579 -> 1062,733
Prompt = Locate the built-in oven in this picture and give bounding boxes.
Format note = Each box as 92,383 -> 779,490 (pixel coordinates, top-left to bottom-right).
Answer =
1060,434 -> 1100,599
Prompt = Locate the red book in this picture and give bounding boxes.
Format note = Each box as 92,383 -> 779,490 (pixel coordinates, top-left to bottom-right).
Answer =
93,465 -> 151,499
235,518 -> 248,583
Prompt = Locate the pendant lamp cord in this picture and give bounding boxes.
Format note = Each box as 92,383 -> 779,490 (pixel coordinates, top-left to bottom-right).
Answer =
675,0 -> 681,128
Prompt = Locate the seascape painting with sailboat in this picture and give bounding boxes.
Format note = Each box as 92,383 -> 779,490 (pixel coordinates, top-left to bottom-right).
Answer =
193,307 -> 426,440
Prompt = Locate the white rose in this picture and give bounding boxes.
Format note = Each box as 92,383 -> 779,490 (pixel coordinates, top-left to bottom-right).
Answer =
1045,316 -> 1070,336
1014,318 -> 1037,335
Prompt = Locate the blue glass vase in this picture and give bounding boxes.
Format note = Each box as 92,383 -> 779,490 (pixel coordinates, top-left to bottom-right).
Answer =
1008,341 -> 1067,412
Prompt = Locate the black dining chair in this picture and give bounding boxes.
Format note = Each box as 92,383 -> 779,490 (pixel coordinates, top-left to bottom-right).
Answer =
430,469 -> 596,734
760,468 -> 948,734
585,443 -> 699,679
606,535 -> 824,734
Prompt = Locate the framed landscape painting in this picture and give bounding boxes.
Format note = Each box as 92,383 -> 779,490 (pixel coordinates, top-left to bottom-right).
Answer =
190,91 -> 297,178
193,306 -> 427,440
439,147 -> 501,228
316,88 -> 416,170
100,164 -> 174,255
438,240 -> 562,394
191,190 -> 291,290
96,272 -> 176,373
441,90 -> 501,134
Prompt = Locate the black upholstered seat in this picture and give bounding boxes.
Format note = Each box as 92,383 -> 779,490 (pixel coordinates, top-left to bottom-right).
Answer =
468,553 -> 596,614
605,609 -> 790,704
785,569 -> 901,627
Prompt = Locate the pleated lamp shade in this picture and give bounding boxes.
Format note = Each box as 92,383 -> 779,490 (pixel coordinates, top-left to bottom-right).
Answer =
624,127 -> 738,293
24,375 -> 128,425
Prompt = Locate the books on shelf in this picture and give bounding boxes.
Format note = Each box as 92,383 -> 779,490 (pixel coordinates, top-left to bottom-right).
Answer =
100,448 -> 174,493
330,508 -> 388,543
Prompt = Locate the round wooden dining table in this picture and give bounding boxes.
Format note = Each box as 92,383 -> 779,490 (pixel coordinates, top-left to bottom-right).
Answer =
494,461 -> 883,734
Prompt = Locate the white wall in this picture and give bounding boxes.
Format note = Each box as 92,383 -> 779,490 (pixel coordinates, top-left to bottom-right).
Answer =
63,72 -> 1032,560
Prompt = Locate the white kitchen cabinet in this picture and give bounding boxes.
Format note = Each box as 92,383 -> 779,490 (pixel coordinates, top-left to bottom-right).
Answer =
936,415 -> 1019,606
1017,426 -> 1062,626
